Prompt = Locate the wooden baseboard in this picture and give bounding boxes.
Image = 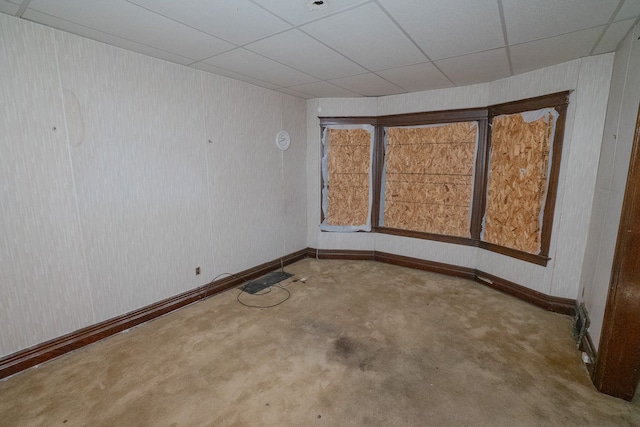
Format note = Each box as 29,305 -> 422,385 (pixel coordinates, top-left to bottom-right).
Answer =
0,248 -> 309,380
1,246 -> 576,380
374,251 -> 476,280
308,247 -> 575,316
475,271 -> 575,316
307,248 -> 376,260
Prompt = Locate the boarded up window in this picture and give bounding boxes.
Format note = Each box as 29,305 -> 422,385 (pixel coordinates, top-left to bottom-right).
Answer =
382,122 -> 478,236
320,126 -> 373,231
482,109 -> 558,254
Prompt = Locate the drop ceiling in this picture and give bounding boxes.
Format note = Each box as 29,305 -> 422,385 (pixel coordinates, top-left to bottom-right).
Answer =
2,0 -> 639,98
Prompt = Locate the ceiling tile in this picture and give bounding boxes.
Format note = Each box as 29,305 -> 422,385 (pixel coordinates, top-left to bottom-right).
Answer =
329,73 -> 405,97
616,0 -> 640,20
435,48 -> 511,86
0,1 -> 19,15
301,3 -> 426,71
503,0 -> 618,44
26,0 -> 234,60
11,0 -> 631,98
252,0 -> 370,25
274,87 -> 314,99
127,0 -> 290,45
203,48 -> 318,87
378,0 -> 504,60
23,9 -> 197,65
288,81 -> 361,98
245,29 -> 366,80
510,27 -> 604,75
593,18 -> 637,54
376,62 -> 454,92
190,62 -> 281,90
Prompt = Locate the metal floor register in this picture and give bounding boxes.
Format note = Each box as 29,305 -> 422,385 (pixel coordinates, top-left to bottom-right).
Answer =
242,271 -> 293,294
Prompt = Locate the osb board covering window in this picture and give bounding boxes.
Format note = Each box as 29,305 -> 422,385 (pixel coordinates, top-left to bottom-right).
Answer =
322,127 -> 372,229
383,122 -> 477,236
483,109 -> 557,254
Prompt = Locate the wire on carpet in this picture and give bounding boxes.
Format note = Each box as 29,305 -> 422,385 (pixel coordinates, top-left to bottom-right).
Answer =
236,283 -> 291,308
206,267 -> 301,309
203,272 -> 236,299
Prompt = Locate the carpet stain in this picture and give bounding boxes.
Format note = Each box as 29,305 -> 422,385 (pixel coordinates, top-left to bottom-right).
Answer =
1,259 -> 639,426
327,336 -> 377,372
334,336 -> 354,356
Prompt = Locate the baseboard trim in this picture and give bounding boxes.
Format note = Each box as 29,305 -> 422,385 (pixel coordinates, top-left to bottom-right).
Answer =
374,251 -> 476,280
308,247 -> 575,316
1,246 -> 576,380
474,271 -> 575,316
0,248 -> 309,380
307,248 -> 376,260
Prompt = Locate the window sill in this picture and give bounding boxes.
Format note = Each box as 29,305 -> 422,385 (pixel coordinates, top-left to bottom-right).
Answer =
373,227 -> 550,266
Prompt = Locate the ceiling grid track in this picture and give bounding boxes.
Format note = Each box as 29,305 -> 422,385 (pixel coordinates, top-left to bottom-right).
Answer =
16,0 -> 31,17
497,0 -> 514,76
6,0 -> 639,98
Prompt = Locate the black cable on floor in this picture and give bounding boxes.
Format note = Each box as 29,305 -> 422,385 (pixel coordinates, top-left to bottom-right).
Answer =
236,284 -> 291,309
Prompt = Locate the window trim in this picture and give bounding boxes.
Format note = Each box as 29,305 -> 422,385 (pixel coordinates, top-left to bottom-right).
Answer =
373,108 -> 488,238
318,92 -> 570,266
480,92 -> 569,264
319,117 -> 377,228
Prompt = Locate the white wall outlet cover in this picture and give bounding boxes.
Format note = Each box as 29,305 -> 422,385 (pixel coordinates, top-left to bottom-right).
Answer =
276,130 -> 290,151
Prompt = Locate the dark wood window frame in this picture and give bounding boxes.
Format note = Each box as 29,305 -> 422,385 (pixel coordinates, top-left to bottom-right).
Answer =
319,117 -> 378,227
319,91 -> 570,266
480,92 -> 569,264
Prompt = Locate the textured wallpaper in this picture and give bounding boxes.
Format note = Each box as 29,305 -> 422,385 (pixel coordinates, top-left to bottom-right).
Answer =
378,84 -> 488,116
546,54 -> 614,299
0,15 -> 95,356
307,55 -> 615,298
55,31 -> 213,323
0,10 -> 623,358
203,73 -> 306,275
579,24 -> 640,349
0,15 -> 306,357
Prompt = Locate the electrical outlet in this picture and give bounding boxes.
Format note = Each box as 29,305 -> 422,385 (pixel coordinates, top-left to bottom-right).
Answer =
195,267 -> 201,275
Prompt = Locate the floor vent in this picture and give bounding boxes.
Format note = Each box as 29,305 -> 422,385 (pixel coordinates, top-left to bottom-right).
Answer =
573,303 -> 590,347
242,271 -> 293,294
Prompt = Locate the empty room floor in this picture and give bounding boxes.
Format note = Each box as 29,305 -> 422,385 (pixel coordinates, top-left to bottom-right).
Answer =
1,259 -> 639,426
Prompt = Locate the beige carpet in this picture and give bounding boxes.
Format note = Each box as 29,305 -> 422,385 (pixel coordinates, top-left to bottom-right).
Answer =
1,259 -> 639,426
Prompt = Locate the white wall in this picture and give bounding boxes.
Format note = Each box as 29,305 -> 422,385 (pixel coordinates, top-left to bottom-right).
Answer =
0,11 -> 624,359
0,14 -> 306,358
579,24 -> 640,350
307,55 -> 614,299
305,97 -> 377,252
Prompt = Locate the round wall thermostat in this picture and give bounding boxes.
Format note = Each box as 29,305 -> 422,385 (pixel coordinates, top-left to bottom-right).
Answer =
276,130 -> 290,151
